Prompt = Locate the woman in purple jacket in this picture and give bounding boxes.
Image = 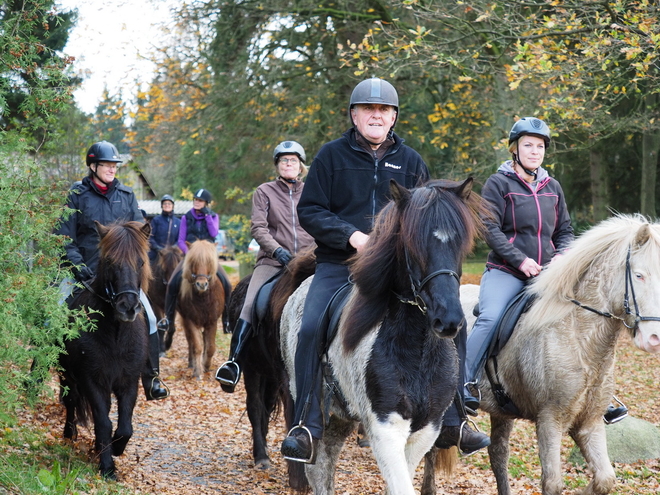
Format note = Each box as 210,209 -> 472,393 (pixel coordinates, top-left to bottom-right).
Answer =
177,188 -> 218,254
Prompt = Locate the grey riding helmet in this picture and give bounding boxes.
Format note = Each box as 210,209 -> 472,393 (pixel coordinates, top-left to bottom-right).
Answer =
161,194 -> 175,205
273,141 -> 306,165
348,77 -> 399,126
86,141 -> 123,166
508,117 -> 551,147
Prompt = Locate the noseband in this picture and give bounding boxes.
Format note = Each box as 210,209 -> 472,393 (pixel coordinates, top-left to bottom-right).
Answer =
190,273 -> 210,284
395,249 -> 460,315
82,278 -> 141,308
570,246 -> 660,331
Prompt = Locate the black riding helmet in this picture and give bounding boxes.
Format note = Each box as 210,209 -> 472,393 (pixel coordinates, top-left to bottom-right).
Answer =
161,194 -> 175,205
193,188 -> 212,204
86,141 -> 122,166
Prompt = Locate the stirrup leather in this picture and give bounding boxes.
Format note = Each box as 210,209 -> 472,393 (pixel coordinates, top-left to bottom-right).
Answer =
282,424 -> 316,464
215,360 -> 241,387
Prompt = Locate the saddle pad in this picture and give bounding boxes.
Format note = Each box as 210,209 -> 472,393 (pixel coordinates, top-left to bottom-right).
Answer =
487,288 -> 536,359
317,282 -> 353,355
251,270 -> 284,325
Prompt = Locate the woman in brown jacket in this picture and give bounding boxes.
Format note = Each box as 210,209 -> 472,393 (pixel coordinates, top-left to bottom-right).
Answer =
215,141 -> 314,392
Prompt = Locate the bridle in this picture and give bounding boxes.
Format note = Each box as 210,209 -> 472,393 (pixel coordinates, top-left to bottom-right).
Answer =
190,273 -> 211,284
395,249 -> 460,315
82,278 -> 141,308
570,246 -> 660,331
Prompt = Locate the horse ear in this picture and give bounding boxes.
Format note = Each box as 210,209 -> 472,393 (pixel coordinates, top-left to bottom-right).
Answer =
455,177 -> 474,200
95,221 -> 110,239
389,179 -> 411,207
634,223 -> 651,247
140,222 -> 152,239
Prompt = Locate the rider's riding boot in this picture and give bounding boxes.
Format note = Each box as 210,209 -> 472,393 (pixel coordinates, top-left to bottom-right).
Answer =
142,331 -> 170,401
603,396 -> 628,424
435,420 -> 491,456
281,424 -> 319,464
215,319 -> 251,393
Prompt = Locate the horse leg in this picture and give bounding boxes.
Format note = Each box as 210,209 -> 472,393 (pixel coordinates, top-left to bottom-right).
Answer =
421,448 -> 437,495
367,416 -> 418,495
536,415 -> 565,495
489,414 -> 514,495
202,323 -> 217,372
570,421 -> 615,495
60,375 -> 79,440
184,321 -> 203,378
88,390 -> 116,479
304,416 -> 355,495
244,369 -> 270,468
111,382 -> 139,457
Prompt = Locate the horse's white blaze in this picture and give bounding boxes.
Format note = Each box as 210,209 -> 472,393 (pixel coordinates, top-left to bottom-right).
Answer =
433,228 -> 455,243
630,262 -> 660,353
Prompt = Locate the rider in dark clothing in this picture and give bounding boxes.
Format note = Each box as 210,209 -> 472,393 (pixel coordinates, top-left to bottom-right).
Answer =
158,188 -> 231,340
280,78 -> 441,464
55,140 -> 170,401
177,188 -> 218,253
148,194 -> 181,263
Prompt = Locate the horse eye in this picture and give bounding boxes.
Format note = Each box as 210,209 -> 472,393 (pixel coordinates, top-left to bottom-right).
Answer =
635,272 -> 645,281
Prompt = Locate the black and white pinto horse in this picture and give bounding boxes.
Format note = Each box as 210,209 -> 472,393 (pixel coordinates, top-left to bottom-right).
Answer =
59,220 -> 151,480
280,179 -> 487,494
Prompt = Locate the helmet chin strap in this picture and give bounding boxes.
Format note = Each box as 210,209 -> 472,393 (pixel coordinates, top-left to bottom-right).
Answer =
280,176 -> 297,184
91,164 -> 114,187
513,144 -> 537,179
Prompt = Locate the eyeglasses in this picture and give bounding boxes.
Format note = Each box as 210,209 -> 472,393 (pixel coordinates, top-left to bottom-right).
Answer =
278,157 -> 300,165
97,162 -> 119,170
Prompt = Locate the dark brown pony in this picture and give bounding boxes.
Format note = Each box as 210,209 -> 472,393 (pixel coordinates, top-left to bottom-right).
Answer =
148,245 -> 183,354
226,249 -> 315,473
59,220 -> 151,480
176,240 -> 227,378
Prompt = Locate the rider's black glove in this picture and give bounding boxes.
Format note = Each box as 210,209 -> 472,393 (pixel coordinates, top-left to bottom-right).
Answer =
73,265 -> 94,283
273,247 -> 293,266
200,207 -> 211,216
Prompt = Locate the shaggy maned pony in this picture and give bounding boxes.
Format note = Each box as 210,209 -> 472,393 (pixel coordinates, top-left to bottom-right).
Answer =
147,245 -> 183,354
428,214 -> 660,495
281,179 -> 487,495
59,220 -> 151,480
176,240 -> 226,378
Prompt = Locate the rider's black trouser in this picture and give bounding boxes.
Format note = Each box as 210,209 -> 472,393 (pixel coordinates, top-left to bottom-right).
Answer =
291,262 -> 349,440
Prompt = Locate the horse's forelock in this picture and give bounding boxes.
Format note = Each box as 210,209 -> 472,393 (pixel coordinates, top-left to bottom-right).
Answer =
183,241 -> 218,279
99,222 -> 151,289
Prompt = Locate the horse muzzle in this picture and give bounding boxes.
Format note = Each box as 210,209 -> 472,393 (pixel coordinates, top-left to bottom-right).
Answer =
429,314 -> 463,339
114,295 -> 142,322
192,274 -> 210,292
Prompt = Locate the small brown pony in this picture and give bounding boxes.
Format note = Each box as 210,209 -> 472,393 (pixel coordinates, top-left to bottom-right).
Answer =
147,245 -> 183,353
176,240 -> 226,378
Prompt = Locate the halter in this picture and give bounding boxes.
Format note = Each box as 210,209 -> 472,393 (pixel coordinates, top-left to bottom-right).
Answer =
82,278 -> 141,308
570,246 -> 660,330
190,273 -> 211,284
395,249 -> 460,314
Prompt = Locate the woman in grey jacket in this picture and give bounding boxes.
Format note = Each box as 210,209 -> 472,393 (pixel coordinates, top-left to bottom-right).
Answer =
215,141 -> 314,392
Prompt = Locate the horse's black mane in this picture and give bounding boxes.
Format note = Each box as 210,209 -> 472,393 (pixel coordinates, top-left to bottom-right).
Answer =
343,179 -> 486,351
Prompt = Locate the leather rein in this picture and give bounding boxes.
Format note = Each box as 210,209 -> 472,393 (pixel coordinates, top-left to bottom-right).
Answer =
395,249 -> 460,315
570,246 -> 660,331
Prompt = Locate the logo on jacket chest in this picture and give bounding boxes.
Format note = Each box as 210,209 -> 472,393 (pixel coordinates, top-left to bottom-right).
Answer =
384,162 -> 401,170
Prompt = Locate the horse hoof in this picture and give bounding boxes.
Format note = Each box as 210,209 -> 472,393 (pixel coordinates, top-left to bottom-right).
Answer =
357,436 -> 370,448
255,458 -> 271,470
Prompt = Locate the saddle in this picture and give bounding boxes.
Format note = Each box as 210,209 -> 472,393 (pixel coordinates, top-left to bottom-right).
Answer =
315,282 -> 355,422
478,288 -> 536,416
251,270 -> 284,326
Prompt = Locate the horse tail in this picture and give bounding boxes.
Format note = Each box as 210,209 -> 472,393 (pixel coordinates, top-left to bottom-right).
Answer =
435,446 -> 458,477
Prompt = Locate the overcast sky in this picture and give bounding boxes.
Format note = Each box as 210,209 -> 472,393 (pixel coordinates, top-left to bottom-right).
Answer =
56,0 -> 176,114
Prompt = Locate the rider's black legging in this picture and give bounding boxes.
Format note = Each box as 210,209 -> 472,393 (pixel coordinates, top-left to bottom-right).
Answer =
291,262 -> 350,440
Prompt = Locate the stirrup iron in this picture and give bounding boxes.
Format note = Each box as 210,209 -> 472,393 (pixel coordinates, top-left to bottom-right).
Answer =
215,360 -> 240,386
282,424 -> 316,464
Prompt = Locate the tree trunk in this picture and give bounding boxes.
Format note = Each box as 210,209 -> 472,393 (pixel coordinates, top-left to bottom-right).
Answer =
589,149 -> 609,222
640,128 -> 660,217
